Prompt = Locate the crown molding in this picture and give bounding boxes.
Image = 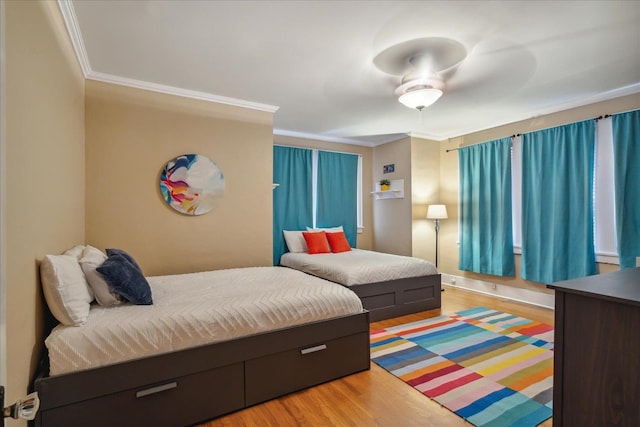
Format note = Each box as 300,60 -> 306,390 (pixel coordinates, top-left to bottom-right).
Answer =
57,0 -> 90,77
442,83 -> 640,140
274,129 -> 412,147
274,129 -> 379,147
408,131 -> 448,142
55,0 -> 640,143
87,71 -> 279,113
57,0 -> 278,113
526,83 -> 640,120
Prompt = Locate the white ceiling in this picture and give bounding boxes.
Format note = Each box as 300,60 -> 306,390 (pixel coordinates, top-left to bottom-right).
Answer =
63,0 -> 640,146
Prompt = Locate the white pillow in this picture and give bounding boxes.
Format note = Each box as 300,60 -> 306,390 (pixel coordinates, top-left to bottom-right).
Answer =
63,245 -> 93,300
64,244 -> 86,260
306,226 -> 344,233
40,254 -> 93,326
283,230 -> 308,253
80,245 -> 123,307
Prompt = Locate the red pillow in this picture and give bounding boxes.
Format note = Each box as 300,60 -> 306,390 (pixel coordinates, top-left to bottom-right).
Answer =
302,231 -> 330,254
326,231 -> 351,253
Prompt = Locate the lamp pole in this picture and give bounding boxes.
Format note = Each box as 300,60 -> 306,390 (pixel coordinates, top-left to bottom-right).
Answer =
434,218 -> 440,268
426,204 -> 447,292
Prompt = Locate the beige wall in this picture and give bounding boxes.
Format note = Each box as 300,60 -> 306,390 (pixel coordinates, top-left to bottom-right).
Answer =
410,137 -> 442,263
372,137 -> 412,255
438,94 -> 640,294
273,134 -> 374,250
438,136 -> 462,277
85,81 -> 274,276
5,0 -> 85,410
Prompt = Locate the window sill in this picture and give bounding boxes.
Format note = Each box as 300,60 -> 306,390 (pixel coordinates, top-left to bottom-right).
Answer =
512,247 -> 619,265
596,254 -> 619,265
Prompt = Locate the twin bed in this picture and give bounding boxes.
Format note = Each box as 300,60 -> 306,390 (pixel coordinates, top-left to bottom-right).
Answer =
35,266 -> 370,427
281,248 -> 441,321
34,242 -> 440,426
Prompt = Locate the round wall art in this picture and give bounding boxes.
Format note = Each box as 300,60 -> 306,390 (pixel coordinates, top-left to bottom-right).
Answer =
160,153 -> 225,215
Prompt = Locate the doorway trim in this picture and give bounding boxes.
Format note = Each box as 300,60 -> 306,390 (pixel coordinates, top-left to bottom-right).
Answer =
0,0 -> 8,387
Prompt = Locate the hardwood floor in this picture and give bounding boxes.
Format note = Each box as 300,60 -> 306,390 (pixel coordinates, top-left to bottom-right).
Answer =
201,285 -> 555,426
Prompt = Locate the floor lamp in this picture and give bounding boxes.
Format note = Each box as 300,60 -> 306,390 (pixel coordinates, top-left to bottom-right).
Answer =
427,204 -> 448,290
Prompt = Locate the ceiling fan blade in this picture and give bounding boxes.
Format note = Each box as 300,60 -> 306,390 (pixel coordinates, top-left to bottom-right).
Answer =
444,39 -> 536,100
323,60 -> 399,107
373,37 -> 468,77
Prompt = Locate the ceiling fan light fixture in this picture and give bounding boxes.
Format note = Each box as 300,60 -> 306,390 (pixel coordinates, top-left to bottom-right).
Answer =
398,87 -> 443,111
395,76 -> 445,111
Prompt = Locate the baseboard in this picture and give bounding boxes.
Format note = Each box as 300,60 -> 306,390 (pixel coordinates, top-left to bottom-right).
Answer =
441,274 -> 555,310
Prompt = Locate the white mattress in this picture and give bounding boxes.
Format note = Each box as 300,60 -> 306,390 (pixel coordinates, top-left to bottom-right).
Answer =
45,266 -> 363,376
280,249 -> 438,286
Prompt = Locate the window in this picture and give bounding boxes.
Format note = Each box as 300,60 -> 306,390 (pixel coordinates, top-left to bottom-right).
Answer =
357,155 -> 363,231
273,146 -> 363,264
310,148 -> 363,231
594,117 -> 618,262
510,120 -> 618,263
511,135 -> 522,252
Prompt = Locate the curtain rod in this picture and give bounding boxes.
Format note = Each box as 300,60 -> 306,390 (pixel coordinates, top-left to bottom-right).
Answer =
445,113 -> 615,153
445,134 -> 521,152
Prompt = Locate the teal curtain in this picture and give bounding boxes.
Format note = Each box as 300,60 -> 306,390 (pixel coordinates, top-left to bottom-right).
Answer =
521,121 -> 596,283
273,146 -> 313,265
612,110 -> 640,269
458,138 -> 515,276
317,151 -> 358,247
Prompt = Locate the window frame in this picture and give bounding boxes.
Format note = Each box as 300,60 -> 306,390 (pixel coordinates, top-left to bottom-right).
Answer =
593,117 -> 618,264
509,122 -> 619,264
286,146 -> 363,232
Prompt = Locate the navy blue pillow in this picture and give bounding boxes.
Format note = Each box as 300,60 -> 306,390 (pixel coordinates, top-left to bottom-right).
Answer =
97,253 -> 153,305
106,248 -> 143,273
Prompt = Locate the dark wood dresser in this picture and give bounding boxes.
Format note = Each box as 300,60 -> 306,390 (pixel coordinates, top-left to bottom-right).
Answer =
548,268 -> 640,427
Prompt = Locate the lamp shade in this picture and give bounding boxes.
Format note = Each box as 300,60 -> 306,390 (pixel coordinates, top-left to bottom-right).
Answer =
398,88 -> 443,110
427,204 -> 448,219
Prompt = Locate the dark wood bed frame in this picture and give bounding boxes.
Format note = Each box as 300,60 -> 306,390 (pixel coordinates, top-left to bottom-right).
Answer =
349,274 -> 442,321
33,311 -> 370,427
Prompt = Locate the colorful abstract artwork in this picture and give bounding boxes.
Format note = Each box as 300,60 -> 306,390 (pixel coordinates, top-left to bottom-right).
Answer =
160,154 -> 225,215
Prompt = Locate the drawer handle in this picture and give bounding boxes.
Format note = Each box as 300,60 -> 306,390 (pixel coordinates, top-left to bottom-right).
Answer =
300,344 -> 327,355
136,382 -> 178,398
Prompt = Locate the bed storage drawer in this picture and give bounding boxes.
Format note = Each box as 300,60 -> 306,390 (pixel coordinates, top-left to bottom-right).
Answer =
360,291 -> 396,309
245,331 -> 370,406
39,362 -> 244,427
353,274 -> 441,321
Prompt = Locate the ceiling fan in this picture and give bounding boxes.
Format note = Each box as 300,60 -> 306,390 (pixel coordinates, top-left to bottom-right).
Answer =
373,37 -> 468,110
325,35 -> 535,140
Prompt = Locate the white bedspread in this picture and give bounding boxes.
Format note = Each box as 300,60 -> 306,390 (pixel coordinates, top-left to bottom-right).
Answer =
45,267 -> 363,376
280,249 -> 438,286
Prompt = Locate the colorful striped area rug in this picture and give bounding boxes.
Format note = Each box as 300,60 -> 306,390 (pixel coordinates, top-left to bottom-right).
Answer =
370,307 -> 554,427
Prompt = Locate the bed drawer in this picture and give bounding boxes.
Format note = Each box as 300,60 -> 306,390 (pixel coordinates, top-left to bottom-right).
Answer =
39,362 -> 244,427
245,331 -> 370,406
